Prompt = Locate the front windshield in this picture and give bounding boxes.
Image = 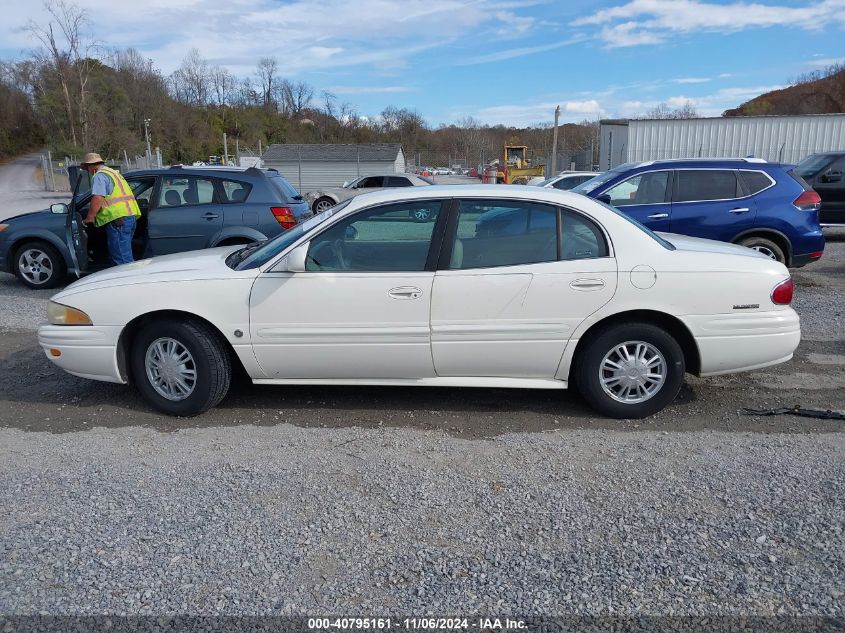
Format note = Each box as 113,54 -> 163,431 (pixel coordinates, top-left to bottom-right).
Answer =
795,154 -> 834,178
571,170 -> 618,195
593,199 -> 675,251
234,200 -> 351,270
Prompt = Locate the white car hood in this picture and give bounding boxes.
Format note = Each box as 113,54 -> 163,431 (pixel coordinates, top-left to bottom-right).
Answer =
656,232 -> 769,259
55,246 -> 252,298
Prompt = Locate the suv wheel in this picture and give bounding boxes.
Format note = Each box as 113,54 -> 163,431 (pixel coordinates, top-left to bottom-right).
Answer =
14,241 -> 66,289
131,318 -> 231,416
738,236 -> 786,264
574,322 -> 685,419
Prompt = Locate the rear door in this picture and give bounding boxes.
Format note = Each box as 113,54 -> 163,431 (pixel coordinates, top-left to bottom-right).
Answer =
812,157 -> 845,225
147,175 -> 223,255
669,169 -> 755,241
598,170 -> 672,232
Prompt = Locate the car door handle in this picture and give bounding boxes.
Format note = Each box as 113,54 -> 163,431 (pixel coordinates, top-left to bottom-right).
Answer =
202,212 -> 219,220
729,207 -> 751,214
388,286 -> 423,300
570,278 -> 605,291
647,213 -> 669,219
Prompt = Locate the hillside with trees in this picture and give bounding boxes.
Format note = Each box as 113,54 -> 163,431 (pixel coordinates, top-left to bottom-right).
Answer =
724,64 -> 845,117
0,1 -> 599,168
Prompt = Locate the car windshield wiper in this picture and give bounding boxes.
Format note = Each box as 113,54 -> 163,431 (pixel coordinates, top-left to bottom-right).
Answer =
227,241 -> 266,267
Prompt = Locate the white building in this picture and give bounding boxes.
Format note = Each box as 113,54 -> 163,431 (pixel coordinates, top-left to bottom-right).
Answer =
600,114 -> 845,170
261,143 -> 405,193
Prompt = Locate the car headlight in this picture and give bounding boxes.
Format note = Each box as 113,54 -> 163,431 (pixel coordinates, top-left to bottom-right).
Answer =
47,301 -> 92,325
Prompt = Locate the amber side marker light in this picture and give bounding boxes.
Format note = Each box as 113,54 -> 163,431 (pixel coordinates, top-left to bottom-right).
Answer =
49,349 -> 62,357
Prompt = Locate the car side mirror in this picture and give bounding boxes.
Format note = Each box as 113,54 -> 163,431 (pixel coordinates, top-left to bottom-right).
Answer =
50,203 -> 69,214
342,181 -> 349,188
596,194 -> 612,205
273,241 -> 308,273
823,170 -> 842,183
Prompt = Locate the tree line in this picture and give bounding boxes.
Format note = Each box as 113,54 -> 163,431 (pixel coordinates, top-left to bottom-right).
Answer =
3,0 -> 688,167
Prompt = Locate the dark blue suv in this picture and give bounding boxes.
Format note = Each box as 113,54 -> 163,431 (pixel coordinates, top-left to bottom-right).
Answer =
571,158 -> 824,267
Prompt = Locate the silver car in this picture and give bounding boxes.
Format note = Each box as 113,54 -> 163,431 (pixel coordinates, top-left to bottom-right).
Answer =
306,174 -> 433,215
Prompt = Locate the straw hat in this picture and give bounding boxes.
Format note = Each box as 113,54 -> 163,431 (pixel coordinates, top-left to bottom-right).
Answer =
80,152 -> 105,166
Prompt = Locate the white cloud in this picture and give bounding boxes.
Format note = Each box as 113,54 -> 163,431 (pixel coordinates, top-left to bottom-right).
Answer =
460,35 -> 587,65
328,85 -> 413,95
804,56 -> 845,68
673,77 -> 711,84
574,0 -> 845,47
471,99 -> 603,127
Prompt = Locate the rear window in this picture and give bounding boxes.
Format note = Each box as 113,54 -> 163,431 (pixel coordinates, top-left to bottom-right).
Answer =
268,174 -> 302,200
795,154 -> 834,178
675,170 -> 738,202
738,171 -> 773,196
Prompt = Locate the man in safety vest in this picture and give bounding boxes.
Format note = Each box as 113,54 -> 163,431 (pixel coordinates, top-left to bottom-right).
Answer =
80,152 -> 141,265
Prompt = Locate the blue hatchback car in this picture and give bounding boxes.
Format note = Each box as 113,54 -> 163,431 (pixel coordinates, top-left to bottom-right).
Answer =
570,158 -> 825,267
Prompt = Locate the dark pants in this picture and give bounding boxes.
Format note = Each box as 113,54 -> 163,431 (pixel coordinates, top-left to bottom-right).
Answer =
106,215 -> 137,266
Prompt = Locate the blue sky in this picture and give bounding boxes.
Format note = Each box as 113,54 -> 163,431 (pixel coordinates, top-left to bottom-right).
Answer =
1,0 -> 844,127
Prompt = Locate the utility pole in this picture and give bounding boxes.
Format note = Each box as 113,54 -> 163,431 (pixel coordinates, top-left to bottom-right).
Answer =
550,105 -> 560,176
258,139 -> 263,167
143,118 -> 152,168
223,132 -> 229,166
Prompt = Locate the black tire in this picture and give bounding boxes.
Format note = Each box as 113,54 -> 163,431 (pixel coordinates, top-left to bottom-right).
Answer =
574,322 -> 685,419
13,240 -> 66,289
738,236 -> 786,264
130,318 -> 231,416
312,197 -> 335,213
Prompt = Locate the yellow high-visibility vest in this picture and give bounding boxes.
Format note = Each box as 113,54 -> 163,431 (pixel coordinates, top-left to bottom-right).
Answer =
94,166 -> 141,227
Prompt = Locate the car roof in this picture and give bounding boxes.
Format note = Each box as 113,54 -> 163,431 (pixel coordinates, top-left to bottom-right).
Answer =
124,166 -> 279,178
337,184 -> 591,208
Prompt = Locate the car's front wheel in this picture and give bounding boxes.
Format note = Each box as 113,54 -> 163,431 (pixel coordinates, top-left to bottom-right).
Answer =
14,241 -> 66,289
312,197 -> 335,213
131,318 -> 231,416
574,322 -> 685,419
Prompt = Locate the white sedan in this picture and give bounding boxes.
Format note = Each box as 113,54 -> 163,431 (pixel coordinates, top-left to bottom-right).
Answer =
38,185 -> 800,419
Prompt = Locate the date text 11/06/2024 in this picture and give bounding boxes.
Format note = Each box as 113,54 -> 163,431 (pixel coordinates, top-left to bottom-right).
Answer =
307,618 -> 527,630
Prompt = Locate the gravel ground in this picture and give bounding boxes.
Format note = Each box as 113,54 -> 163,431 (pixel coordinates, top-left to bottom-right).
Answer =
1,426 -> 843,618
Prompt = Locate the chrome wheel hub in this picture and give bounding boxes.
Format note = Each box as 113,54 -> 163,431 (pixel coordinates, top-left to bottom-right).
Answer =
145,337 -> 197,402
750,245 -> 777,260
314,200 -> 333,212
600,341 -> 666,404
18,249 -> 53,285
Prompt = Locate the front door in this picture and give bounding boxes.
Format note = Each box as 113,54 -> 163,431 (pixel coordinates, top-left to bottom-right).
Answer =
65,169 -> 92,275
813,157 -> 845,225
147,174 -> 223,255
249,200 -> 446,379
599,169 -> 672,232
669,169 -> 755,241
431,199 -> 617,378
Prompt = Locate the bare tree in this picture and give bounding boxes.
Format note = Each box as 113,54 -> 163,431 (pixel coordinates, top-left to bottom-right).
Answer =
171,48 -> 211,106
256,56 -> 277,109
210,64 -> 234,109
280,79 -> 313,116
644,101 -> 699,119
27,0 -> 97,146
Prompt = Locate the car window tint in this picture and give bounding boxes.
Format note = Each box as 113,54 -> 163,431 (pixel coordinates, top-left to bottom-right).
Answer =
386,176 -> 413,187
268,174 -> 301,200
675,170 -> 738,202
562,211 -> 608,260
605,171 -> 668,206
158,176 -> 215,207
305,201 -> 441,272
450,200 -> 558,270
220,179 -> 253,203
128,178 -> 155,207
738,171 -> 773,196
356,176 -> 384,188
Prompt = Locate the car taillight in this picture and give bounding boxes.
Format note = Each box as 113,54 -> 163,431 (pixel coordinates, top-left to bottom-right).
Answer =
271,207 -> 296,229
793,191 -> 821,211
771,278 -> 793,305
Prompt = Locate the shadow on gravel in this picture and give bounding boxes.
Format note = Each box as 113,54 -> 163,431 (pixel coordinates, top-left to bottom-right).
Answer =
2,331 -> 843,436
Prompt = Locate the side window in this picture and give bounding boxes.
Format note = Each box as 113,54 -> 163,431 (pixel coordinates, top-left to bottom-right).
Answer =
386,176 -> 413,187
355,176 -> 384,188
561,210 -> 608,260
675,170 -> 738,202
305,201 -> 442,272
553,177 -> 574,190
158,176 -> 216,207
604,171 -> 668,206
219,179 -> 253,203
450,200 -> 558,270
128,178 -> 155,211
739,171 -> 773,196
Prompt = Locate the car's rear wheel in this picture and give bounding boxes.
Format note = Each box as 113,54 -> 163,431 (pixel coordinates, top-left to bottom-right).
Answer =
313,197 -> 335,213
14,241 -> 66,289
131,318 -> 231,416
574,322 -> 685,419
738,236 -> 786,264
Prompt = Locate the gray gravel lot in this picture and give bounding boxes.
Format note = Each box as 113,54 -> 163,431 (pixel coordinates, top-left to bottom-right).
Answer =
0,175 -> 842,620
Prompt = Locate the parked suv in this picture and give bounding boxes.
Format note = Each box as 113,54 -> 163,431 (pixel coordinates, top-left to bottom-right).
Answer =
0,165 -> 309,289
794,151 -> 845,227
572,158 -> 824,266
